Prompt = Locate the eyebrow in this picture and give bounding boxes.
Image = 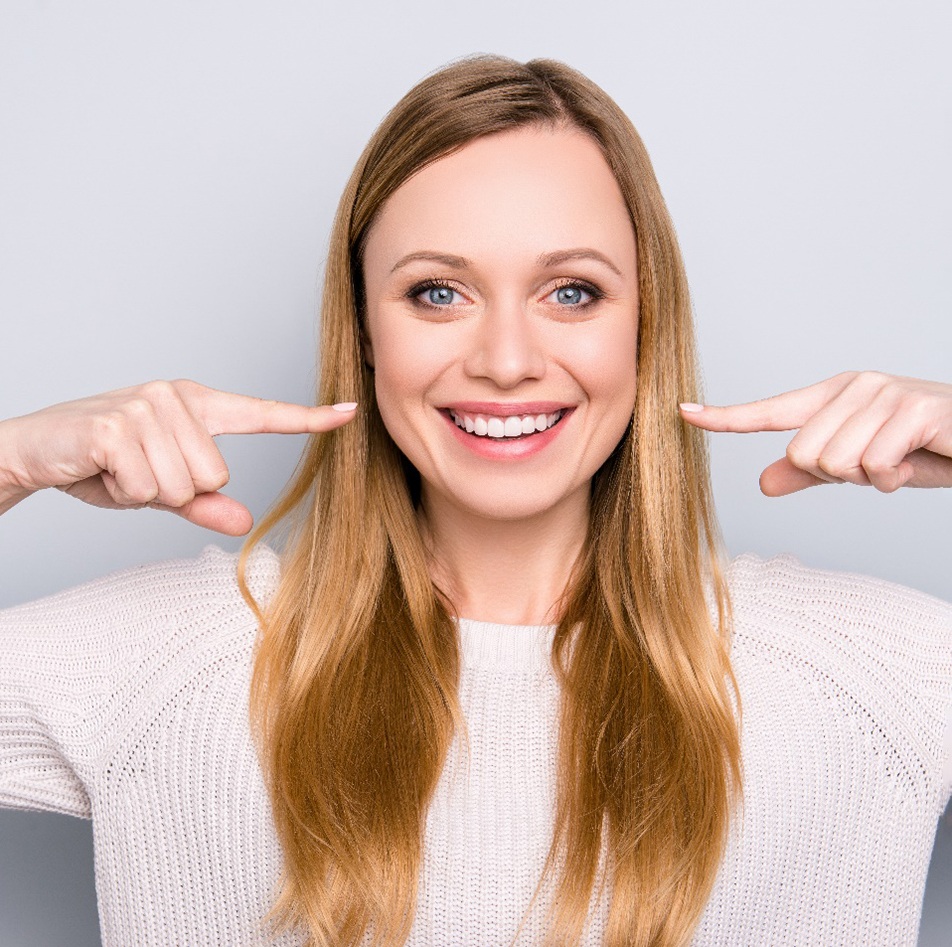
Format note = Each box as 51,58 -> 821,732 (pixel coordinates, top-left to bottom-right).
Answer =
390,247 -> 625,278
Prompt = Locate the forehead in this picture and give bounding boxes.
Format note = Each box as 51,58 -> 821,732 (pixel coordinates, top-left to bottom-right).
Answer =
363,125 -> 635,270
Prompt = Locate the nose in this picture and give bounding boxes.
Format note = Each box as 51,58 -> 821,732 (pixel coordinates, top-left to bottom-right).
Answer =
462,303 -> 547,388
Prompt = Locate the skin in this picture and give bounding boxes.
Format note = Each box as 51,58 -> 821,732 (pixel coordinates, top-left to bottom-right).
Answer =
0,381 -> 359,532
680,373 -> 952,493
3,135 -> 951,601
361,124 -> 640,625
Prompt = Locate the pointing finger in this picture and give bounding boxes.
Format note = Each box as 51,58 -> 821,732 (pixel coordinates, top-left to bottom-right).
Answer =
678,373 -> 859,433
178,383 -> 359,437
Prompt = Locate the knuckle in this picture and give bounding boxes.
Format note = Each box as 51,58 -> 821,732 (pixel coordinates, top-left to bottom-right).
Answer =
194,466 -> 229,493
899,392 -> 932,422
816,453 -> 844,478
140,379 -> 178,400
123,397 -> 156,423
124,483 -> 159,505
210,466 -> 230,490
136,380 -> 185,415
162,486 -> 196,508
879,377 -> 908,399
785,441 -> 811,469
862,457 -> 891,477
92,411 -> 131,440
861,446 -> 898,477
840,370 -> 881,397
169,378 -> 199,398
855,369 -> 890,388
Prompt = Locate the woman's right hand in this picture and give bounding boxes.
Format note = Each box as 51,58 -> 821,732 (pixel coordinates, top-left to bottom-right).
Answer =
0,379 -> 358,535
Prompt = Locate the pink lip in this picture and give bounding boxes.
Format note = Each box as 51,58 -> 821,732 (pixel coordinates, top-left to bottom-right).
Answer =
439,406 -> 574,460
441,400 -> 573,415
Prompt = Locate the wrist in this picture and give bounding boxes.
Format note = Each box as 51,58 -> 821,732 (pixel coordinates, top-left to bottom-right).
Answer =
0,418 -> 37,514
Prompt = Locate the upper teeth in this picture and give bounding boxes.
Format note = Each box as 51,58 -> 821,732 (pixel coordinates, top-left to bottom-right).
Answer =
449,409 -> 565,438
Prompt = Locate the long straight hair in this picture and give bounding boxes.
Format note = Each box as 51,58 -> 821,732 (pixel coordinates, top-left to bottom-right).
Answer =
237,53 -> 743,947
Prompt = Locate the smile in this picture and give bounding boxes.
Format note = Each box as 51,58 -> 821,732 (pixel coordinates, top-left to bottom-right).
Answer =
437,404 -> 574,461
448,409 -> 566,439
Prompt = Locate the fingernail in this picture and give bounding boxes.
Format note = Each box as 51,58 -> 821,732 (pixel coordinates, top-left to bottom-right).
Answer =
679,402 -> 704,413
331,402 -> 358,412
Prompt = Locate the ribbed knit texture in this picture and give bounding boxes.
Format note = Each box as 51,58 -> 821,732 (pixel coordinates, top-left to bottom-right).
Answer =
1,544 -> 951,946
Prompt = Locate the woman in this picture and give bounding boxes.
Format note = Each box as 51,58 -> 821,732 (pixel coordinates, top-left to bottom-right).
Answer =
1,53 -> 950,947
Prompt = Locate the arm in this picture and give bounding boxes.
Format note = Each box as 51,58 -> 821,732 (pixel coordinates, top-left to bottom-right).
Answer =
0,382 -> 353,813
682,371 -> 952,802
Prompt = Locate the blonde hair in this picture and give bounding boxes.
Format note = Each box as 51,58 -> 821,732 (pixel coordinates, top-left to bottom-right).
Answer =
237,53 -> 743,947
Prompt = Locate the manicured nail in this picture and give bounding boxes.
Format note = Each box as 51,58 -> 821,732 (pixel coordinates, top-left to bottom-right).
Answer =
331,402 -> 358,412
679,402 -> 704,413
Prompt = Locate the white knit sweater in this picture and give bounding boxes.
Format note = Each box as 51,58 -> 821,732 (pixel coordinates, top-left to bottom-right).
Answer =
1,544 -> 950,946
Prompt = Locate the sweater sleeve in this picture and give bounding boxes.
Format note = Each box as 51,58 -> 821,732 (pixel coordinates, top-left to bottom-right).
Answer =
0,542 -> 279,819
734,554 -> 952,812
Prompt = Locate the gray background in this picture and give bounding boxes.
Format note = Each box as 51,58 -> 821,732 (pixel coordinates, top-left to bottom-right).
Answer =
1,0 -> 949,943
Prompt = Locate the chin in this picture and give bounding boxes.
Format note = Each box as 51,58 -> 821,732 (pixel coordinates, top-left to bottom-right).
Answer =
436,481 -> 583,524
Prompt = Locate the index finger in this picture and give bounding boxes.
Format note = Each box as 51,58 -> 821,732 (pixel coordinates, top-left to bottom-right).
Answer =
678,373 -> 857,433
181,383 -> 359,436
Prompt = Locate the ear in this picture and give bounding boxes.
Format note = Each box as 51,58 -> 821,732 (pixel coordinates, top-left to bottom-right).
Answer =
357,317 -> 374,369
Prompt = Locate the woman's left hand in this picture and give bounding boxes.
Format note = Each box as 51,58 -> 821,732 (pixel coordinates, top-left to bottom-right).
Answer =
679,370 -> 952,496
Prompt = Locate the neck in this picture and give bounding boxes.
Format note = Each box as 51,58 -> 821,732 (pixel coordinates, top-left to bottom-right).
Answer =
417,484 -> 590,626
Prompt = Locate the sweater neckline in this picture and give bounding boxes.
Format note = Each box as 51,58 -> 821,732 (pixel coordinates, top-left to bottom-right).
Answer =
455,617 -> 557,673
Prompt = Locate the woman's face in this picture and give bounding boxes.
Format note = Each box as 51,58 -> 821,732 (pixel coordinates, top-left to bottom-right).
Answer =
360,124 -> 639,523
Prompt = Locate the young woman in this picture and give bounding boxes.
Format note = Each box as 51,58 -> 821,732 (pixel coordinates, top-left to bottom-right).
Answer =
1,54 -> 950,947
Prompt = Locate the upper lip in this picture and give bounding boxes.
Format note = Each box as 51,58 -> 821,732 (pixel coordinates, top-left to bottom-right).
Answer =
441,401 -> 574,415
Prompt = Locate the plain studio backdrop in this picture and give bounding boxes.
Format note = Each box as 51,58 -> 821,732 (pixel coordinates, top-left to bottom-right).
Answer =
1,1 -> 949,943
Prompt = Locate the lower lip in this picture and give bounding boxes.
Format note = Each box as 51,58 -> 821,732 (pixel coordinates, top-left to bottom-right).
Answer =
439,409 -> 574,460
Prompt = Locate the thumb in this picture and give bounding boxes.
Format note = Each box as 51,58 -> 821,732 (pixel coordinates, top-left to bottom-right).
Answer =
758,457 -> 839,497
149,492 -> 254,536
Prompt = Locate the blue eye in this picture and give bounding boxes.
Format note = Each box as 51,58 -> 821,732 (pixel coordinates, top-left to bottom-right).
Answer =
553,285 -> 587,305
548,281 -> 602,308
424,285 -> 458,306
407,280 -> 461,308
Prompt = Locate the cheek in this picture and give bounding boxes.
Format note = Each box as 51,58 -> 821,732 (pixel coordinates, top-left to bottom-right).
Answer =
561,321 -> 638,412
369,317 -> 448,432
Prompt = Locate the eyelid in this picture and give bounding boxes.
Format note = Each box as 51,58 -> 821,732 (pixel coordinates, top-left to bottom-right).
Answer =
548,277 -> 602,301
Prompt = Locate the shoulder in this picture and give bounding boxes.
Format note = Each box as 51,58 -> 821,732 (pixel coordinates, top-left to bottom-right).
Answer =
725,551 -> 952,804
0,542 -> 283,677
0,543 -> 284,808
724,551 -> 952,641
1,541 -> 281,620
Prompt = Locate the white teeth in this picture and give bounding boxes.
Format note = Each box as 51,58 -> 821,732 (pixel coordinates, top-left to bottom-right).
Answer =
504,417 -> 522,437
449,408 -> 566,438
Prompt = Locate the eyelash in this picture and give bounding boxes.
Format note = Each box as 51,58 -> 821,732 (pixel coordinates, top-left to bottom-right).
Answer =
405,278 -> 605,312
